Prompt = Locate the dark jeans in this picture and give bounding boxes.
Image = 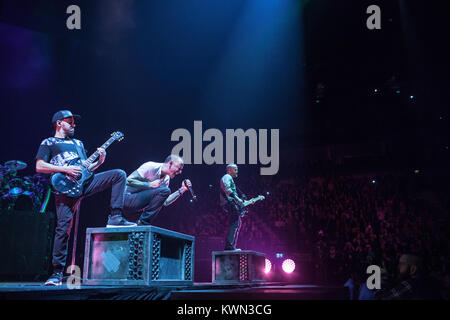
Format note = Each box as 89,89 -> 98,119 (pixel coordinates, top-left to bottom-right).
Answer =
223,203 -> 242,250
123,186 -> 171,225
52,169 -> 126,272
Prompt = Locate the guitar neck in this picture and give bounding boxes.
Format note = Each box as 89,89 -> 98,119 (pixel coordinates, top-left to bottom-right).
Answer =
243,197 -> 263,207
83,137 -> 116,167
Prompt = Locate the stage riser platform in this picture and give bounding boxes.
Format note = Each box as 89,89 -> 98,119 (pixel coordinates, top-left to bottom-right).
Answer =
0,283 -> 350,300
212,250 -> 265,284
83,226 -> 195,286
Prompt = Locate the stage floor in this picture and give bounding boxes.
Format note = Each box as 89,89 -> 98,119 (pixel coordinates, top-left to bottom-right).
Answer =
0,281 -> 349,300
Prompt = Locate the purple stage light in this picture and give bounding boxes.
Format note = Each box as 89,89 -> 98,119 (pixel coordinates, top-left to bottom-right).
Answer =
282,259 -> 295,274
264,259 -> 272,274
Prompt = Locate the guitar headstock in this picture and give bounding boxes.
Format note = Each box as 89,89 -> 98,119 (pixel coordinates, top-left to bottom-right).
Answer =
249,195 -> 265,204
111,131 -> 124,142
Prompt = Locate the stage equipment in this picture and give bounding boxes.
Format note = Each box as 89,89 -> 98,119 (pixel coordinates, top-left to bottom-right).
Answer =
4,160 -> 27,171
0,210 -> 55,281
282,258 -> 296,274
183,179 -> 197,201
212,250 -> 266,284
0,164 -> 50,212
83,226 -> 195,286
264,258 -> 272,274
50,132 -> 124,197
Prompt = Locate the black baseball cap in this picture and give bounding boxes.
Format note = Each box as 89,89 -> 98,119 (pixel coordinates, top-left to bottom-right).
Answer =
51,110 -> 81,123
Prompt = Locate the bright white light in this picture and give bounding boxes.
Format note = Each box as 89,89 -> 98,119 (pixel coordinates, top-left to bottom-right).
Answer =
264,259 -> 272,274
282,259 -> 295,274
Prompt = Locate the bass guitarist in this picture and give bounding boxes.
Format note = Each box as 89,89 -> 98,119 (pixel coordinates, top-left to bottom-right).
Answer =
220,164 -> 264,251
35,110 -> 135,286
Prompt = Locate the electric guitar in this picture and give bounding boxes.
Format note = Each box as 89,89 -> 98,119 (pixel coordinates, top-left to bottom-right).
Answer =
234,195 -> 265,216
50,131 -> 124,198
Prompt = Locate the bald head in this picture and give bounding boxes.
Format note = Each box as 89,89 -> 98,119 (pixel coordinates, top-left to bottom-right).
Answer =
226,164 -> 238,178
165,154 -> 184,165
162,154 -> 184,178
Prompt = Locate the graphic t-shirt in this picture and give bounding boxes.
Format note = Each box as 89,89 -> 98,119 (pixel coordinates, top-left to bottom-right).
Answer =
35,137 -> 87,166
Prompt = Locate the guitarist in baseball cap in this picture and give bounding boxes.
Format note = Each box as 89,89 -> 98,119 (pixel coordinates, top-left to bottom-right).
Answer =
35,110 -> 135,286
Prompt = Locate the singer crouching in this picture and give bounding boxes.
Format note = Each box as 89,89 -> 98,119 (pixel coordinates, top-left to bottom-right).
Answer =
123,155 -> 192,225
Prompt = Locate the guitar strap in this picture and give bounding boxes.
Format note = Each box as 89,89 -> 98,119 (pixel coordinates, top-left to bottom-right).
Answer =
219,183 -> 236,211
71,139 -> 87,161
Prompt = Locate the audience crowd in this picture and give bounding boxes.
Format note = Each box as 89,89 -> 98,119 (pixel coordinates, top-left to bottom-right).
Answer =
172,162 -> 449,299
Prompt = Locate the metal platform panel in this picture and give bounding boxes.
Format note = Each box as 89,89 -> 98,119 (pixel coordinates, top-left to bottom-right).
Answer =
83,226 -> 195,286
212,250 -> 266,284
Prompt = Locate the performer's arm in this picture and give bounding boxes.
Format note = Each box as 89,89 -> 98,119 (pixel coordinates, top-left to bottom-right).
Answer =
36,159 -> 81,177
230,192 -> 243,204
126,170 -> 162,190
163,180 -> 191,206
222,176 -> 243,204
82,148 -> 106,171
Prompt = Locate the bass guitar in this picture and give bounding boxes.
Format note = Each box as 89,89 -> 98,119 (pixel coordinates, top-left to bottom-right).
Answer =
234,195 -> 265,216
50,131 -> 124,198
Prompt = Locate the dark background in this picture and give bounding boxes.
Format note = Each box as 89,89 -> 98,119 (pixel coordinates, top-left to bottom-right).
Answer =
0,0 -> 448,275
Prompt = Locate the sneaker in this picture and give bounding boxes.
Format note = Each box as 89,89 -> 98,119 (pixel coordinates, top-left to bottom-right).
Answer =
44,272 -> 63,286
224,246 -> 241,251
106,215 -> 137,227
136,220 -> 151,226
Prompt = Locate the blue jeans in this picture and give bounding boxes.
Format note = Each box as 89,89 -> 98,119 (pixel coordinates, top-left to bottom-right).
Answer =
123,186 -> 171,225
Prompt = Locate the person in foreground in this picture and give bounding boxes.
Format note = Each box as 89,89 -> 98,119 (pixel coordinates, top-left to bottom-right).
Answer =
36,110 -> 135,286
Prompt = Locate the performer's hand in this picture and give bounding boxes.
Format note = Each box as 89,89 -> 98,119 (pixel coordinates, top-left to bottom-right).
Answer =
97,148 -> 106,164
64,165 -> 82,178
148,180 -> 162,189
182,179 -> 192,192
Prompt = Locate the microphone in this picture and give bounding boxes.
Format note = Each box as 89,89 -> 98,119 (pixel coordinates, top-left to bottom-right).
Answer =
183,179 -> 197,201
